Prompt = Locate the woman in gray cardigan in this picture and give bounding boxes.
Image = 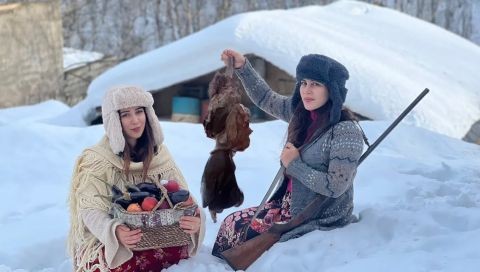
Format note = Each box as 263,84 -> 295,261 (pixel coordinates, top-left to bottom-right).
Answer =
212,49 -> 365,258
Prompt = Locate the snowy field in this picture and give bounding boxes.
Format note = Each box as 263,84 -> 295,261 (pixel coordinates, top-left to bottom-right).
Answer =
0,100 -> 479,271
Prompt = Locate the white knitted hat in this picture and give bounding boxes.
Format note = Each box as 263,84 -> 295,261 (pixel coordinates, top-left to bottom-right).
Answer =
101,85 -> 164,154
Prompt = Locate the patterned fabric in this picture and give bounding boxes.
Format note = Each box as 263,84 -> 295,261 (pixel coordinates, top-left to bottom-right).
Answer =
90,246 -> 188,272
212,191 -> 292,258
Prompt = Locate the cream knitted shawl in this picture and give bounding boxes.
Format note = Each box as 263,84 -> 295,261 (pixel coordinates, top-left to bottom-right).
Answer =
68,136 -> 205,271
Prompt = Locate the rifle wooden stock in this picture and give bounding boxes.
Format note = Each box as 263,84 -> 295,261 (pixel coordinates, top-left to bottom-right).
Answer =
220,197 -> 329,270
220,230 -> 280,271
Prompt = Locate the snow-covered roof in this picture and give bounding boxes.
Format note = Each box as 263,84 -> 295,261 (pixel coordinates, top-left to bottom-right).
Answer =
63,47 -> 104,72
59,0 -> 480,139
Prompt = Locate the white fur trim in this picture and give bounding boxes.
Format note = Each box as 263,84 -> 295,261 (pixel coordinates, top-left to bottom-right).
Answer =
101,86 -> 164,154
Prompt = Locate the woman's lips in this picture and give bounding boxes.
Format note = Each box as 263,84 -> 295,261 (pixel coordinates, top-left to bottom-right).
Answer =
132,127 -> 141,133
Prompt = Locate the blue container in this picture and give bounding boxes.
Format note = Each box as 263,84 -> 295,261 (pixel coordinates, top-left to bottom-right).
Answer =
172,96 -> 200,115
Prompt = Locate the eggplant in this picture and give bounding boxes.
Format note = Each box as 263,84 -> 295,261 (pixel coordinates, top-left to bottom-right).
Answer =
137,182 -> 162,198
126,185 -> 141,193
91,175 -> 125,202
111,185 -> 124,202
128,191 -> 152,203
113,192 -> 150,209
137,182 -> 157,191
169,189 -> 190,205
114,198 -> 131,209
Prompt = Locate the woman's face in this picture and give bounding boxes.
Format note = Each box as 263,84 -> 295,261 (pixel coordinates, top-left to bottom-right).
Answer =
299,79 -> 329,111
119,107 -> 146,145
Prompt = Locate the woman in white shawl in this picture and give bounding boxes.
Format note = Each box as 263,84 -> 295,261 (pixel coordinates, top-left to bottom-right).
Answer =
68,86 -> 205,272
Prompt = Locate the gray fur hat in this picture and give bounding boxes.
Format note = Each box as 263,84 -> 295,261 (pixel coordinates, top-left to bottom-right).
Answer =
101,86 -> 164,154
291,54 -> 349,124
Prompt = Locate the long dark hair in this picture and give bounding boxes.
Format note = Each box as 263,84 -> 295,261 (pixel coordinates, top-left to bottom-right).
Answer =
287,100 -> 357,147
121,112 -> 155,179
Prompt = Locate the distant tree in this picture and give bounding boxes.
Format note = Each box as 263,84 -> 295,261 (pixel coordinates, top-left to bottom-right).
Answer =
1,0 -> 476,58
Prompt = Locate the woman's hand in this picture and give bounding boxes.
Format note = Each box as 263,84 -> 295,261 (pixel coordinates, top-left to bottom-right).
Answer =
179,208 -> 201,234
221,49 -> 246,69
115,224 -> 142,249
281,142 -> 299,168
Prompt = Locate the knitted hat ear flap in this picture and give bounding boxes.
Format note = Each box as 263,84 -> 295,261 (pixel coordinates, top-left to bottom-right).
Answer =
102,85 -> 164,154
145,106 -> 164,147
328,82 -> 343,125
293,54 -> 350,120
104,110 -> 126,155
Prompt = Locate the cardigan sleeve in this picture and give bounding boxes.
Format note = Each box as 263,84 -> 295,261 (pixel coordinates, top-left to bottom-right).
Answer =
75,162 -> 133,269
285,121 -> 364,198
235,59 -> 293,122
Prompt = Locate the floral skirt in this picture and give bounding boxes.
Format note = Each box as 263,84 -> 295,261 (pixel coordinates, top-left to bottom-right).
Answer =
211,191 -> 291,258
91,246 -> 188,272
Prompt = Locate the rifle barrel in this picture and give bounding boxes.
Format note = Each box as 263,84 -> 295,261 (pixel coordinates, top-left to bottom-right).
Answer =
358,88 -> 429,165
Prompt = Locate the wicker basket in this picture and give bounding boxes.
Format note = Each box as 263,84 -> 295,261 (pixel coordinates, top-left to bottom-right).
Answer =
111,184 -> 194,250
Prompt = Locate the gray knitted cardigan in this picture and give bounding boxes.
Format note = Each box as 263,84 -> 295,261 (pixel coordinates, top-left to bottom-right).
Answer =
235,60 -> 364,242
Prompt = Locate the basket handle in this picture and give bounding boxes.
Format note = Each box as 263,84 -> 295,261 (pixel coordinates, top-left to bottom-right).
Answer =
151,181 -> 174,211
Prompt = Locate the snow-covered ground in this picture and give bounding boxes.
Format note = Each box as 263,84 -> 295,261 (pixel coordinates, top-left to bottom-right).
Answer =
55,0 -> 480,140
0,100 -> 479,272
